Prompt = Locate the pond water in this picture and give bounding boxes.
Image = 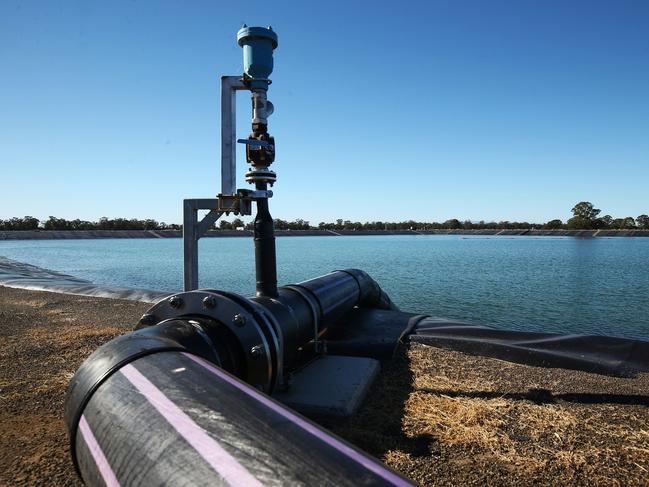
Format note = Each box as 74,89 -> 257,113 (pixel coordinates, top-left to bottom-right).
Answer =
1,235 -> 648,340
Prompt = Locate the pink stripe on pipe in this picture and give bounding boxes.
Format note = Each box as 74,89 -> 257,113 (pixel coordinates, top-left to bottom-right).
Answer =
182,353 -> 413,487
78,415 -> 121,487
120,364 -> 262,487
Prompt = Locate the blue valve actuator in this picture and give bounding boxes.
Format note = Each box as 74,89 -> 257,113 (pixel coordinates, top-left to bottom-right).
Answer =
237,26 -> 278,90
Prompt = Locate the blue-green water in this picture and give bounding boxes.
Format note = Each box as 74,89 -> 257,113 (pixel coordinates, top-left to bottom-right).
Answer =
1,235 -> 648,340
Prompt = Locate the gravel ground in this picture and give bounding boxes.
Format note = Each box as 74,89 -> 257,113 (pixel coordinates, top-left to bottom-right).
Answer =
0,286 -> 149,486
1,285 -> 647,486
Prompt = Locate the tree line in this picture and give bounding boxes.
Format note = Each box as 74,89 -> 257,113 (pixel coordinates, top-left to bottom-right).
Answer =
227,202 -> 647,231
0,216 -> 181,231
1,202 -> 647,231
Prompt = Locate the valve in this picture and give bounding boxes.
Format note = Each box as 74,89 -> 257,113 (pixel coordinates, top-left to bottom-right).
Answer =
237,25 -> 278,91
239,134 -> 275,167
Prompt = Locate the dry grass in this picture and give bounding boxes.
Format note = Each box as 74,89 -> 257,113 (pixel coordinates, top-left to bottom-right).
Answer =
329,343 -> 649,486
0,287 -> 149,487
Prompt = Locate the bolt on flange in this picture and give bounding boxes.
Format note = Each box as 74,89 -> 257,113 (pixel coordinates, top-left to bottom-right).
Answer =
250,345 -> 263,358
168,296 -> 183,309
202,296 -> 217,309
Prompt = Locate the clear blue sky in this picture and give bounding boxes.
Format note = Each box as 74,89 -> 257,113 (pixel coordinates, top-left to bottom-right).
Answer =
1,0 -> 648,224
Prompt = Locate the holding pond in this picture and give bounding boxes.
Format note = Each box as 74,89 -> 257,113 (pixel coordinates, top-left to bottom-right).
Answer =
1,234 -> 648,340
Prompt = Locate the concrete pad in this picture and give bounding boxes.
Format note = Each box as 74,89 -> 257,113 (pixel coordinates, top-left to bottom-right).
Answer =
272,355 -> 380,417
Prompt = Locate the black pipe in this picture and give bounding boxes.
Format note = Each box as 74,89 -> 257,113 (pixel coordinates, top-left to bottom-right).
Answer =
66,270 -> 403,485
64,318 -> 241,471
71,349 -> 412,486
254,183 -> 278,298
252,269 -> 397,369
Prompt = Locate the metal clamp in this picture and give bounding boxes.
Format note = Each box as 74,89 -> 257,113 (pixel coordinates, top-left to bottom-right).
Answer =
283,285 -> 324,354
216,189 -> 273,215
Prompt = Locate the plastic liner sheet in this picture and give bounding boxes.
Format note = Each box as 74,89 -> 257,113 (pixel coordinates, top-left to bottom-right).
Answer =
0,256 -> 170,303
411,317 -> 649,377
327,308 -> 425,361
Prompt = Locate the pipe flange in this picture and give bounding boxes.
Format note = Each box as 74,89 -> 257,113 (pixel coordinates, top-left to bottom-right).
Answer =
204,289 -> 283,394
140,291 -> 274,392
245,169 -> 276,185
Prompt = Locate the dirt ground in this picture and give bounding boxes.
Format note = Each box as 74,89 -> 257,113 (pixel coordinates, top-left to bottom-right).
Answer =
1,285 -> 647,486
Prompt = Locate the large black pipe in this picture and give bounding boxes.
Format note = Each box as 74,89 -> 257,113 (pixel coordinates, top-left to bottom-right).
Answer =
66,270 -> 402,485
72,350 -> 412,486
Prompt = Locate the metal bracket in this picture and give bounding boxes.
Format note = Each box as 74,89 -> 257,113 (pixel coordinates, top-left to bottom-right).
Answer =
216,194 -> 250,215
183,75 -> 249,292
183,188 -> 275,291
216,189 -> 273,214
183,199 -> 222,291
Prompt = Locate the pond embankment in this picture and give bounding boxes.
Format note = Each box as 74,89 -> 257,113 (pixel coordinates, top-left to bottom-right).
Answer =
1,229 -> 648,240
1,286 -> 647,486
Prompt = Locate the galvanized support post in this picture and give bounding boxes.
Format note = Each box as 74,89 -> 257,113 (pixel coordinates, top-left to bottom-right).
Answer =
221,76 -> 247,195
183,199 -> 223,291
183,200 -> 198,291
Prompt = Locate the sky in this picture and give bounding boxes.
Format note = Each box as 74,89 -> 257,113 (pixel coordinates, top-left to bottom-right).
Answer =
1,0 -> 648,225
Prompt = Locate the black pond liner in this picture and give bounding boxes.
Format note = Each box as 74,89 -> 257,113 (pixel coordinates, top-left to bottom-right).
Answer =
0,256 -> 170,302
410,317 -> 649,377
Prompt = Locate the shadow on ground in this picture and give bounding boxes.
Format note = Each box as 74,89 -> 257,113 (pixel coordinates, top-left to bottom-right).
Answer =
417,388 -> 649,406
322,345 -> 434,458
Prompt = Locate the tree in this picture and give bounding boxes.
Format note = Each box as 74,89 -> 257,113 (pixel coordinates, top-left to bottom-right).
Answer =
274,219 -> 288,230
636,214 -> 649,229
0,216 -> 40,230
599,215 -> 613,228
143,219 -> 159,230
544,219 -> 563,229
43,216 -> 72,230
21,216 -> 39,230
291,219 -> 311,230
567,201 -> 601,229
69,219 -> 94,230
444,219 -> 461,229
231,218 -> 244,229
219,220 -> 232,230
619,217 -> 636,229
571,201 -> 601,220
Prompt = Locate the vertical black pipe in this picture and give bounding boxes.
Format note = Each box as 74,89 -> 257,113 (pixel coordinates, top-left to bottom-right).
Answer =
254,181 -> 278,298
